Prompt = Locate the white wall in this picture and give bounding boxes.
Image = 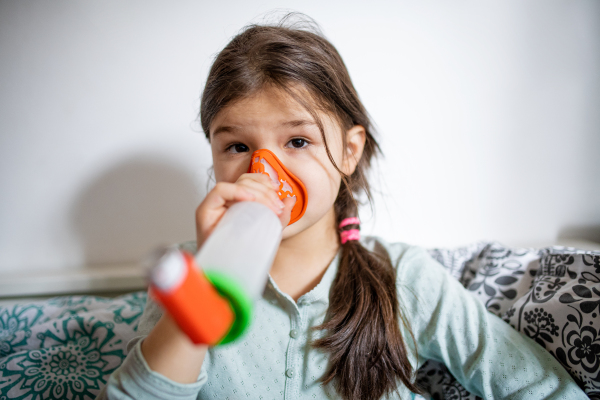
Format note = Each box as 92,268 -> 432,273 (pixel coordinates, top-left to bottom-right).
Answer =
1,1 -> 599,292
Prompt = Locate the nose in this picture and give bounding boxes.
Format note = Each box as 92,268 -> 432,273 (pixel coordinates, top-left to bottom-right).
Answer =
247,148 -> 307,226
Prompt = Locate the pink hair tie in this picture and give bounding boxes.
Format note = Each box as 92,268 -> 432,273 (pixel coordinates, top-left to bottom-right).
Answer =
339,217 -> 360,244
340,229 -> 360,244
339,217 -> 360,229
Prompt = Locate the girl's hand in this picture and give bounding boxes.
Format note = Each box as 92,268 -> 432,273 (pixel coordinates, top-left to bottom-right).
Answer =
195,173 -> 297,250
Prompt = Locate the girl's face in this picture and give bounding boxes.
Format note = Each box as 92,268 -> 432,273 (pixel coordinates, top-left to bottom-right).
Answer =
209,86 -> 350,240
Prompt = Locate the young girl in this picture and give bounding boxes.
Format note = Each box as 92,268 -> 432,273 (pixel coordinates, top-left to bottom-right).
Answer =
97,15 -> 587,400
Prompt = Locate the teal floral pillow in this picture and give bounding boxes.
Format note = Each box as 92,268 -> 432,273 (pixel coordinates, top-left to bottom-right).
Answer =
0,291 -> 146,399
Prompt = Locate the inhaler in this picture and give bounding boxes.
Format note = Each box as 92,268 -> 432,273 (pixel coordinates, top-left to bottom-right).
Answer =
147,149 -> 307,345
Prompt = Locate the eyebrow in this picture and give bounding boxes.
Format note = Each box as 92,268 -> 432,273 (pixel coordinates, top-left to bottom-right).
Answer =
281,119 -> 317,128
211,119 -> 317,139
211,125 -> 238,138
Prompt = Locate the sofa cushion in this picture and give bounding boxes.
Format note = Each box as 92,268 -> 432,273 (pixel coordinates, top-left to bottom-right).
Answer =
503,250 -> 600,397
418,243 -> 600,399
0,292 -> 146,399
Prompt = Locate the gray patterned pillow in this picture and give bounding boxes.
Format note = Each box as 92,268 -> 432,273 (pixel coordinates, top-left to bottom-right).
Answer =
417,242 -> 543,399
503,250 -> 600,398
463,243 -> 542,317
418,243 -> 600,399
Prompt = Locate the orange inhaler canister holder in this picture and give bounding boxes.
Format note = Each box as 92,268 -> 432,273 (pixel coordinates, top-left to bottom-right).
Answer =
148,248 -> 237,346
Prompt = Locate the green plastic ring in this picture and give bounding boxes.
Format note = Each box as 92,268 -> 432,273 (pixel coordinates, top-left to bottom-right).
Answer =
203,270 -> 253,345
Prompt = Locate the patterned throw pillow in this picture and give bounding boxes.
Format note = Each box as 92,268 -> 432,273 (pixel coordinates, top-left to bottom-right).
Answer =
462,242 -> 542,317
427,241 -> 489,283
417,243 -> 600,400
0,291 -> 146,399
503,250 -> 600,398
417,242 -> 544,400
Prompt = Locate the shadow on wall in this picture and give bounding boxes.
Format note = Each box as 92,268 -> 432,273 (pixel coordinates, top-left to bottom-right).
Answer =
70,154 -> 205,267
557,224 -> 600,245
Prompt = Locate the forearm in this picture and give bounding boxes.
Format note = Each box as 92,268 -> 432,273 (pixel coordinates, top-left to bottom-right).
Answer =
141,313 -> 208,384
438,310 -> 586,399
399,246 -> 587,399
96,313 -> 208,400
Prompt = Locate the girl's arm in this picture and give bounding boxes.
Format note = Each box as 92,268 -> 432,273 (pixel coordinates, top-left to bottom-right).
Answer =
140,313 -> 208,383
94,295 -> 208,400
95,172 -> 292,399
395,244 -> 587,399
96,296 -> 208,400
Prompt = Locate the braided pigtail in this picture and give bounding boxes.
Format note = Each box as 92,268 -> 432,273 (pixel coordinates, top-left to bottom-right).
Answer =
309,182 -> 422,400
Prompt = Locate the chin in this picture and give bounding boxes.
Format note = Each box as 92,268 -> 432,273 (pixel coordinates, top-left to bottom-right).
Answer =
281,218 -> 306,240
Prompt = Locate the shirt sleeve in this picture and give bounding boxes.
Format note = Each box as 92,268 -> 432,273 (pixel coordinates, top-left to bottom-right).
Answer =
94,337 -> 208,400
395,244 -> 587,400
95,290 -> 208,400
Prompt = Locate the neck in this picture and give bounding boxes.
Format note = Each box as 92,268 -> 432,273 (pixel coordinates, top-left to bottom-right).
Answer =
269,207 -> 340,301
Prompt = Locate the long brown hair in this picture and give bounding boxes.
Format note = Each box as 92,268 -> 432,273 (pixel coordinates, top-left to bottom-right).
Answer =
200,13 -> 422,400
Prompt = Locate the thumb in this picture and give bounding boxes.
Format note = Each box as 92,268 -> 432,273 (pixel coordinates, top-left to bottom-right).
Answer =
278,195 -> 297,228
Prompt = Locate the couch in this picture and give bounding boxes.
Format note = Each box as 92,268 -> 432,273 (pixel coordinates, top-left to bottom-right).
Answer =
1,241 -> 598,399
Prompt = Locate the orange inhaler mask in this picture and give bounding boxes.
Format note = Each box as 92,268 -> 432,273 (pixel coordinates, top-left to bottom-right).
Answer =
247,148 -> 307,226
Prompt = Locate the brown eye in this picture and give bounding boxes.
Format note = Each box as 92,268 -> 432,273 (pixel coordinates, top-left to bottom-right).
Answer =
288,138 -> 309,149
226,143 -> 249,154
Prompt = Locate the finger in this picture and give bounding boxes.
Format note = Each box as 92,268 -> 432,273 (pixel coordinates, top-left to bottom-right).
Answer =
238,172 -> 280,191
206,180 -> 283,219
207,178 -> 282,216
223,194 -> 284,217
224,188 -> 284,216
196,183 -> 257,247
278,195 -> 297,228
237,178 -> 283,206
201,182 -> 255,212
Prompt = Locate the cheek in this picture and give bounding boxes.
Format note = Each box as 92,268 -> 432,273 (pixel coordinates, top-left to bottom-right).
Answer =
297,161 -> 341,215
213,159 -> 252,183
213,166 -> 230,183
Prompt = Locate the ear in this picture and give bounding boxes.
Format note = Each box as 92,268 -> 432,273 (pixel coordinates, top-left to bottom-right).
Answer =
342,125 -> 366,176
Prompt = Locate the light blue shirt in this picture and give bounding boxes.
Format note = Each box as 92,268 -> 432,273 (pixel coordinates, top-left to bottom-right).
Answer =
96,235 -> 587,399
